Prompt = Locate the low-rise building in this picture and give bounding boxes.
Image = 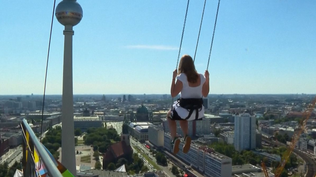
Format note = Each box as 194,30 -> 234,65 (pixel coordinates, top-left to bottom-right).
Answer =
128,122 -> 152,142
148,125 -> 164,147
1,131 -> 22,147
231,164 -> 262,176
0,135 -> 9,157
164,133 -> 232,177
205,114 -> 226,124
220,131 -> 234,145
46,115 -> 61,126
297,138 -> 308,151
253,151 -> 281,164
74,116 -> 103,132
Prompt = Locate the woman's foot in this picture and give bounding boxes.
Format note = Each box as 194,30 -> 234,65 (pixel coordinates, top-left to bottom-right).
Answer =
171,137 -> 180,154
182,135 -> 191,153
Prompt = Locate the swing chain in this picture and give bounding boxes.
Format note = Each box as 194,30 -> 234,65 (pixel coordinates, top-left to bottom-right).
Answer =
206,0 -> 221,71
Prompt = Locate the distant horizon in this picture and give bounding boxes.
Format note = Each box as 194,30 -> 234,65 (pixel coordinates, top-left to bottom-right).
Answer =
0,93 -> 315,96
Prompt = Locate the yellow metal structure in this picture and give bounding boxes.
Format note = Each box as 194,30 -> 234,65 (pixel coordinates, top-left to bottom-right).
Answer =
262,97 -> 316,177
261,161 -> 269,177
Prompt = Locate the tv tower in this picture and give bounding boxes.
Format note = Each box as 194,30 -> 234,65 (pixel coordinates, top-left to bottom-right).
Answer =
55,0 -> 83,175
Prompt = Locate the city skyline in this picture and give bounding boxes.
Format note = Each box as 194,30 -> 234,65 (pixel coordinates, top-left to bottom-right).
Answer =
1,1 -> 316,95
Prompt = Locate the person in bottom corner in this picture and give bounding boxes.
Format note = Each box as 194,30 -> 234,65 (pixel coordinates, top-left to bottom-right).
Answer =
167,54 -> 209,154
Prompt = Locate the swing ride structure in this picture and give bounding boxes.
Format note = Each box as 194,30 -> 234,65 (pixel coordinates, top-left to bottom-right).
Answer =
175,1 -> 316,176
171,0 -> 221,112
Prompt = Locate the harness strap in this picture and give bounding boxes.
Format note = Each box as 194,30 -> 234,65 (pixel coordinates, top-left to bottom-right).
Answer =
185,109 -> 196,120
178,98 -> 203,120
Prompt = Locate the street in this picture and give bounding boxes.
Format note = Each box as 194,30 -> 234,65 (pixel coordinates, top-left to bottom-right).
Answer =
0,146 -> 23,167
107,121 -> 175,177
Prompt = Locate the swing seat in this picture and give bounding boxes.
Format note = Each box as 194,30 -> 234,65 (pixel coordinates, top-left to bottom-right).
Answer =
173,98 -> 204,121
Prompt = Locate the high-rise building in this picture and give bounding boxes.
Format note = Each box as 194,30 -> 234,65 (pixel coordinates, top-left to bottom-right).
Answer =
234,113 -> 256,151
122,95 -> 126,103
101,95 -> 106,102
127,95 -> 133,102
203,98 -> 209,109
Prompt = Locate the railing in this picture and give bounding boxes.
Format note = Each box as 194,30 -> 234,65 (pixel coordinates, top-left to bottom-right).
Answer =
21,118 -> 63,177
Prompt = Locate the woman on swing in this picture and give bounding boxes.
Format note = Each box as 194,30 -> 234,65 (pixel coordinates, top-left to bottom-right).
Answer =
168,54 -> 209,154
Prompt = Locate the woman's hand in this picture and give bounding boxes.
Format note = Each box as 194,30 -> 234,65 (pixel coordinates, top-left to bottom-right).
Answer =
173,69 -> 177,80
204,70 -> 209,80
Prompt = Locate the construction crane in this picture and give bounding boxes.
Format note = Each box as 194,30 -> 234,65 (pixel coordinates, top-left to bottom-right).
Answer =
262,96 -> 316,177
261,161 -> 269,177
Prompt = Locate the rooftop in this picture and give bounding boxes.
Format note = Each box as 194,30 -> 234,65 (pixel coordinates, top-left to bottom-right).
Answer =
74,116 -> 100,121
78,169 -> 128,177
232,164 -> 261,175
129,122 -> 152,128
204,114 -> 221,119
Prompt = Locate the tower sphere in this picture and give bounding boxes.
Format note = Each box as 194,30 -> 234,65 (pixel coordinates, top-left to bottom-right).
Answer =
55,0 -> 83,26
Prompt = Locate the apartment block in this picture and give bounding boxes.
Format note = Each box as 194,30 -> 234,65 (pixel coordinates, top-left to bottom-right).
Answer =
148,125 -> 164,147
164,133 -> 232,177
234,113 -> 256,151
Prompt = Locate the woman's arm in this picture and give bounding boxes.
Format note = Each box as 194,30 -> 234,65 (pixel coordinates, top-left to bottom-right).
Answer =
202,70 -> 209,97
170,70 -> 183,97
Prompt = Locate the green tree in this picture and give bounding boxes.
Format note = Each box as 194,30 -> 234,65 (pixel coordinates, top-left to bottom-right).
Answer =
116,158 -> 128,167
289,154 -> 297,167
156,152 -> 167,166
280,170 -> 288,177
141,166 -> 148,173
95,161 -> 102,170
283,133 -> 290,142
84,127 -> 119,153
93,151 -> 100,161
128,170 -> 136,175
0,161 -> 22,177
53,151 -> 60,160
107,163 -> 116,170
75,138 -> 78,146
232,154 -> 244,165
74,128 -> 82,136
42,126 -> 62,159
0,162 -> 8,177
214,129 -> 221,137
171,165 -> 179,175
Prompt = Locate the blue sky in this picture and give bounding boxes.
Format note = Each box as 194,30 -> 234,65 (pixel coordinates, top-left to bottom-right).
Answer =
1,0 -> 316,95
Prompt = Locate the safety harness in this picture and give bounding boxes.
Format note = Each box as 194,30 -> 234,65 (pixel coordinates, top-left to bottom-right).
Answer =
178,98 -> 203,120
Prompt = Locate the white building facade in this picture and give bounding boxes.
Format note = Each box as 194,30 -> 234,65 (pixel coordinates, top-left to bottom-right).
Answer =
148,125 -> 164,147
195,117 -> 211,135
164,133 -> 232,177
234,113 -> 256,151
220,131 -> 234,145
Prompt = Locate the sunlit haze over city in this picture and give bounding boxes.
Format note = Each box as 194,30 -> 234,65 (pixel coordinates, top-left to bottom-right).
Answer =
1,1 -> 316,95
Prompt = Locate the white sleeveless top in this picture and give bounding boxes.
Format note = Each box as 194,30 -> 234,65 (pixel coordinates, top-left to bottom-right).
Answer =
177,73 -> 206,98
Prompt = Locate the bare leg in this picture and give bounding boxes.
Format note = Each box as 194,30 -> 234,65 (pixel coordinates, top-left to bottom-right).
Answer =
179,120 -> 188,136
167,111 -> 177,139
167,110 -> 180,154
180,120 -> 191,153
